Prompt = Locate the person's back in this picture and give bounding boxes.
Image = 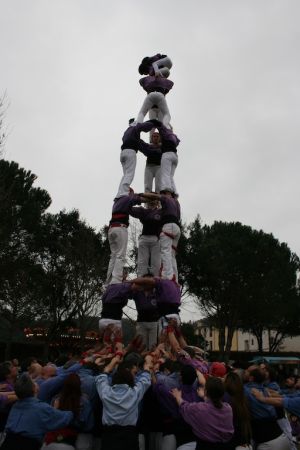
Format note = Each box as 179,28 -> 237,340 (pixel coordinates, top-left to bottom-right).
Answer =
3,374 -> 73,450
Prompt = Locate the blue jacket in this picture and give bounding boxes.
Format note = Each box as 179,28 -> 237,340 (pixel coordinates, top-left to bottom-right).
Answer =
244,382 -> 277,420
5,397 -> 73,442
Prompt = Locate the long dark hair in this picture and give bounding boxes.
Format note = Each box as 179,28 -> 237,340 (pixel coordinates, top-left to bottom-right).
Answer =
205,377 -> 224,409
224,371 -> 252,442
57,373 -> 81,418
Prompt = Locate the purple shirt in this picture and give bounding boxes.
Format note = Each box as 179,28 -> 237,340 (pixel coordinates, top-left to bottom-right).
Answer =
102,283 -> 133,305
139,142 -> 162,165
160,195 -> 181,225
110,193 -> 141,226
179,399 -> 234,443
139,76 -> 174,95
121,121 -> 155,151
132,291 -> 159,322
158,125 -> 180,153
154,278 -> 181,305
129,206 -> 162,236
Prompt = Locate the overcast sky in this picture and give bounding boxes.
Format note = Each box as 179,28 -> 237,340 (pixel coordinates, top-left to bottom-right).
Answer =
1,0 -> 300,320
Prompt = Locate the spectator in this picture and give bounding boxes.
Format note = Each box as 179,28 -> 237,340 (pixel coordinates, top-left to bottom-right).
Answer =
2,374 -> 73,450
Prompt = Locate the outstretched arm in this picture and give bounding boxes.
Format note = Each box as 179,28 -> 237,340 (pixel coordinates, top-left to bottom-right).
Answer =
131,276 -> 156,289
141,192 -> 161,201
251,388 -> 284,407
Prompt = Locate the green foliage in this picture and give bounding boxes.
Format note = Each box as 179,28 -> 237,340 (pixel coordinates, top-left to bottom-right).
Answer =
0,160 -> 109,358
36,210 -> 109,346
183,219 -> 300,358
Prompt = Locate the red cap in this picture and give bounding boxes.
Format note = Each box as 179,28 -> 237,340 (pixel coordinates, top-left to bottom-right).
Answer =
209,362 -> 227,378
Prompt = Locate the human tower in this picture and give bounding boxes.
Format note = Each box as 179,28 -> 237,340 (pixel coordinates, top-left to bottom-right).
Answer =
99,54 -> 182,352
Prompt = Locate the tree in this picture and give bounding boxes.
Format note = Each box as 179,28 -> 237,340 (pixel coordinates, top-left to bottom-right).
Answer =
183,218 -> 300,360
36,210 -> 109,356
0,159 -> 51,358
238,235 -> 300,352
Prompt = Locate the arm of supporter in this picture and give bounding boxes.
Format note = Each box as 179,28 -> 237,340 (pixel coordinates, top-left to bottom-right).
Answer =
141,192 -> 161,202
196,370 -> 206,387
38,362 -> 82,403
129,206 -> 145,220
104,355 -> 121,374
129,194 -> 142,207
139,140 -> 162,157
134,370 -> 151,402
0,392 -> 17,403
171,388 -> 183,405
135,120 -> 159,134
130,276 -> 156,289
40,402 -> 74,432
95,373 -> 112,399
251,388 -> 284,407
167,328 -> 182,354
38,376 -> 65,403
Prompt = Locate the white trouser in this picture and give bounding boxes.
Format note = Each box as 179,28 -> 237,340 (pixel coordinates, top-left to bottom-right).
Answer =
160,223 -> 181,280
136,321 -> 158,350
160,152 -> 178,194
99,318 -> 122,334
160,314 -> 181,333
257,433 -> 290,450
144,164 -> 161,193
116,148 -> 136,198
177,442 -> 196,450
148,105 -> 172,132
137,234 -> 161,276
277,417 -> 297,450
161,434 -> 176,450
106,226 -> 128,284
152,56 -> 173,77
136,92 -> 171,129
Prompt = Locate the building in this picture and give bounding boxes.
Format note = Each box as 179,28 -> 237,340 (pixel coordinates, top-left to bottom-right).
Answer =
195,320 -> 300,353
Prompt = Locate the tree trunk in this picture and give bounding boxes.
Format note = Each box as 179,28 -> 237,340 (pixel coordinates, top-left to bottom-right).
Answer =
255,330 -> 263,353
224,326 -> 235,362
218,326 -> 226,360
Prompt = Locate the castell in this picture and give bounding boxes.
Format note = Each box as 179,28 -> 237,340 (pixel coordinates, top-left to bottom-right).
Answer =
99,53 -> 183,354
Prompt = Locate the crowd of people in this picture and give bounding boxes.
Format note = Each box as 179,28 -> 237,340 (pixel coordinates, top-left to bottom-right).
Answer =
1,341 -> 300,450
2,54 -> 300,450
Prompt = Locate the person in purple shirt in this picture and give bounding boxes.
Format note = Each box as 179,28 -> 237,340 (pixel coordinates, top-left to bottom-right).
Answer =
129,199 -> 162,277
135,75 -> 174,129
139,131 -> 162,193
131,275 -> 181,339
132,286 -> 160,351
158,124 -> 180,195
155,364 -> 203,450
106,191 -> 141,285
172,377 -> 234,449
138,53 -> 173,78
142,191 -> 181,281
99,282 -> 136,352
116,119 -> 160,199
